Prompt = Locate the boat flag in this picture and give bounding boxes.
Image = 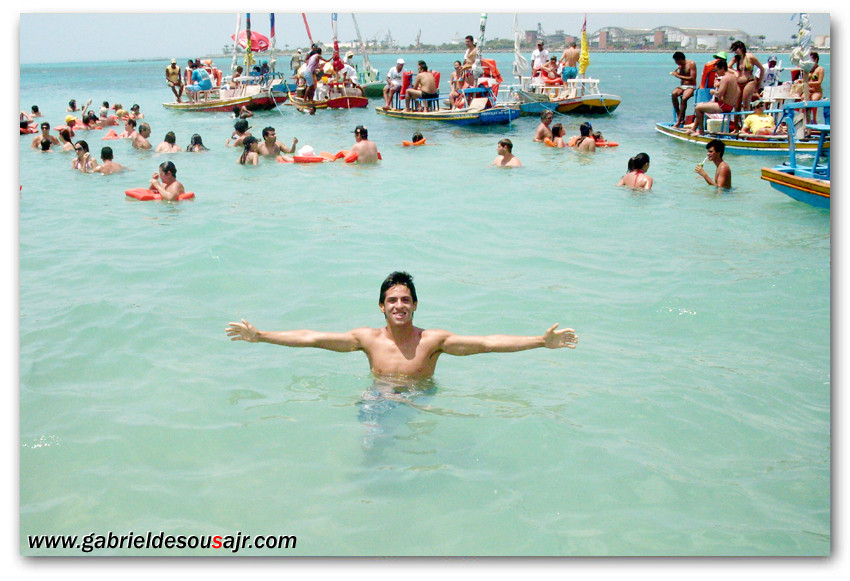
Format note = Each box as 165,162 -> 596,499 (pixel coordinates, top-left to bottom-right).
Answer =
331,13 -> 344,71
269,13 -> 277,72
302,13 -> 314,45
578,14 -> 590,76
244,12 -> 256,69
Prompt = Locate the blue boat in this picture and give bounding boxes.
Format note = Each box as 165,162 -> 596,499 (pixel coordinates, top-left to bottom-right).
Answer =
760,101 -> 830,209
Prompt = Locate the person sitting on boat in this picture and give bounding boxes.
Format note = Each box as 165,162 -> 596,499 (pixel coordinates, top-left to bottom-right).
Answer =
226,119 -> 252,148
30,122 -> 60,150
93,146 -> 126,175
350,125 -> 379,164
531,40 -> 549,77
540,56 -> 562,84
568,122 -> 597,152
238,136 -> 261,166
729,40 -> 764,112
695,139 -> 731,189
533,110 -> 554,143
155,131 -> 181,153
149,161 -> 185,202
258,126 -> 298,157
341,52 -> 363,96
185,62 -> 213,102
740,99 -> 775,136
687,58 -> 739,136
617,153 -> 653,190
383,58 -> 406,110
166,58 -> 183,103
449,61 -> 466,109
460,35 -> 478,86
559,42 -> 580,82
132,123 -> 152,150
404,60 -> 439,112
186,134 -> 209,152
493,138 -> 522,168
670,51 -> 697,128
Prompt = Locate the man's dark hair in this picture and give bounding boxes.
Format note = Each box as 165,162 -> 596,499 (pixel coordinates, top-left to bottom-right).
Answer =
380,271 -> 417,304
706,139 -> 725,156
262,126 -> 275,139
101,146 -> 114,160
159,160 -> 177,177
673,51 -> 685,61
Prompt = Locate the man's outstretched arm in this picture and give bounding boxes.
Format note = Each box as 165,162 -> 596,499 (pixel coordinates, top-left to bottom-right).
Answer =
226,319 -> 363,352
439,324 -> 578,356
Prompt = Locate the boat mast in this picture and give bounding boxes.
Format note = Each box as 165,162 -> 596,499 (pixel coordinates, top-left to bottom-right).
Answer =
471,12 -> 488,80
231,12 -> 241,77
351,14 -> 377,82
512,13 -> 529,80
244,12 -> 255,71
578,14 -> 590,79
269,13 -> 277,73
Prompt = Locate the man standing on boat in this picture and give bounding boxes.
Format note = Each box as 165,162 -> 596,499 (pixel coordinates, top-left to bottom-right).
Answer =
670,51 -> 697,128
349,126 -> 379,164
559,41 -> 580,82
460,35 -> 478,86
695,139 -> 732,188
383,59 -> 406,110
687,59 -> 739,136
165,58 -> 183,103
404,61 -> 438,112
531,40 -> 549,76
290,49 -> 303,75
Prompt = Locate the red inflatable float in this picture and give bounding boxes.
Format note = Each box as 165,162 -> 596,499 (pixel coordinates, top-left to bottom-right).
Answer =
125,188 -> 195,201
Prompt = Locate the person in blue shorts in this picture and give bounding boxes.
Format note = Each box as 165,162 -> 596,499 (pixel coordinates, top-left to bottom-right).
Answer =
185,63 -> 213,102
559,42 -> 580,82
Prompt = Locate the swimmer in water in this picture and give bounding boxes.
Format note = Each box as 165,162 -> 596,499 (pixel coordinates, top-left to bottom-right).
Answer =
617,152 -> 653,190
493,138 -> 522,167
226,271 -> 578,382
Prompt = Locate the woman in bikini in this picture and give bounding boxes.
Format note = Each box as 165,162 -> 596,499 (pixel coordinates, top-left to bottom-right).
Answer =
617,153 -> 653,190
806,52 -> 825,123
730,41 -> 764,112
238,136 -> 260,166
71,140 -> 96,172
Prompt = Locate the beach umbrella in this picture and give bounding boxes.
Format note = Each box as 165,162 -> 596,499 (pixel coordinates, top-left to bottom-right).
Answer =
578,14 -> 590,76
233,30 -> 270,52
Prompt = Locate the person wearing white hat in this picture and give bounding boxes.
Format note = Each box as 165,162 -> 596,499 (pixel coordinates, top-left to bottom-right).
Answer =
166,58 -> 184,102
383,58 -> 406,110
290,49 -> 303,74
340,52 -> 362,95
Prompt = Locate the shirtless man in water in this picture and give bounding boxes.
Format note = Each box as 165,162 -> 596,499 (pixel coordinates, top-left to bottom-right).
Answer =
258,126 -> 297,157
349,125 -> 379,164
226,271 -> 578,381
149,161 -> 185,202
533,110 -> 554,142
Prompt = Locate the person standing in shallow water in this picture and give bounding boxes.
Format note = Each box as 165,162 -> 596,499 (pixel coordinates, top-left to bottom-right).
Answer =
695,139 -> 732,188
617,152 -> 653,190
226,271 -> 577,381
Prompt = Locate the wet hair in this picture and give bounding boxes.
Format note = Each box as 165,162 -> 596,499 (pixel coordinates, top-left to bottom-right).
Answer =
75,140 -> 89,153
40,121 -> 50,130
627,152 -> 650,171
412,132 -> 424,142
729,40 -> 746,53
706,139 -> 725,156
673,51 -> 686,61
101,146 -> 114,160
579,122 -> 593,137
40,139 -> 52,151
715,59 -> 728,71
131,104 -> 140,112
418,60 -> 428,71
811,51 -> 819,63
139,122 -> 151,134
68,99 -> 76,108
551,123 -> 565,138
187,134 -> 208,151
541,110 -> 554,120
234,119 -> 249,133
593,131 -> 604,141
232,106 -> 241,117
354,126 -> 368,139
380,271 -> 417,304
498,138 -> 513,152
239,136 -> 259,164
159,160 -> 177,177
262,126 -> 276,139
125,118 -> 137,128
31,105 -> 40,114
59,128 -> 72,143
102,101 -> 109,108
164,131 -> 176,145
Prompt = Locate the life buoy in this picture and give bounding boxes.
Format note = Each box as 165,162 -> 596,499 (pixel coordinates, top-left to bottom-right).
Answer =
102,130 -> 120,140
342,151 -> 382,163
125,188 -> 195,201
292,155 -> 326,163
543,137 -> 558,147
20,126 -> 37,134
542,75 -> 563,86
595,140 -> 618,147
402,138 -> 427,146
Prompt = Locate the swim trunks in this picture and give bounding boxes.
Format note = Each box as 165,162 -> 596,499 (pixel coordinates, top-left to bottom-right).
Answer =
718,101 -> 734,113
561,66 -> 578,81
300,68 -> 315,87
421,91 -> 439,100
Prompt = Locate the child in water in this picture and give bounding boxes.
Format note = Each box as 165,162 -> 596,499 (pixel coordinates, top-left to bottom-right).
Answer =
617,152 -> 653,190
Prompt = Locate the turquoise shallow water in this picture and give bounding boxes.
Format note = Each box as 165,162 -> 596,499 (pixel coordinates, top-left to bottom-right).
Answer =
19,50 -> 830,556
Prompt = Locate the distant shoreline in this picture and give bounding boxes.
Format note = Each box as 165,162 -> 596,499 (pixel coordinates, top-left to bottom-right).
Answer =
126,46 -> 828,63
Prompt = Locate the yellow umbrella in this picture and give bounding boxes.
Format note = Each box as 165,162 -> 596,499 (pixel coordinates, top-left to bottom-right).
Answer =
578,14 -> 590,76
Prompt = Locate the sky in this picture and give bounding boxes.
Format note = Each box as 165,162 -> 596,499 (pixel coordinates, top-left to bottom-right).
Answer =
15,4 -> 835,65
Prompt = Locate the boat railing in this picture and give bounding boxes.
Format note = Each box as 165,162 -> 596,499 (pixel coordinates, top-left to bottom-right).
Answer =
779,100 -> 830,178
519,76 -> 601,99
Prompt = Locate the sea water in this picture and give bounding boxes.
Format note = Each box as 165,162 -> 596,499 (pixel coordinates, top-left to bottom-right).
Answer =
19,51 -> 830,556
